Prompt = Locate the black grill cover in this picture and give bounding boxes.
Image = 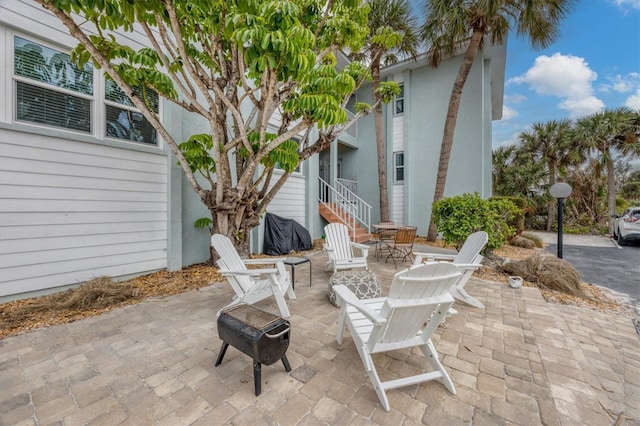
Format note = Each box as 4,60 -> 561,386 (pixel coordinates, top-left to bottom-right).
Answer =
263,213 -> 312,255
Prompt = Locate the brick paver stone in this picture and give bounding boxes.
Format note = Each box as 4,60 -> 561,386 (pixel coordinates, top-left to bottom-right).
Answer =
0,250 -> 637,426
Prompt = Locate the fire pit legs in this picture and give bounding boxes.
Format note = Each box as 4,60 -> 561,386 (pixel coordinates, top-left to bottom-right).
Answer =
254,356 -> 292,396
216,342 -> 291,396
214,342 -> 229,367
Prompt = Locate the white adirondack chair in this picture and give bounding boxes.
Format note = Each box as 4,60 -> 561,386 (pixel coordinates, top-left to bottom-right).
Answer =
334,262 -> 461,412
211,234 -> 296,318
323,223 -> 369,273
413,230 -> 488,308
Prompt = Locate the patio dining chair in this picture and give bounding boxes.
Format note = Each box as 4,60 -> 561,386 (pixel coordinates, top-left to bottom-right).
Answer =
374,221 -> 397,260
382,226 -> 417,268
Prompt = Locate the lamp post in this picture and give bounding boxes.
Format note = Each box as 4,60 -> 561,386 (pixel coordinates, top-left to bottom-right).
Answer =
549,182 -> 572,259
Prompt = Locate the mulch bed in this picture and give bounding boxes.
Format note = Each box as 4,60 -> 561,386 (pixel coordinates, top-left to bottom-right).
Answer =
0,263 -> 223,339
0,240 -> 634,340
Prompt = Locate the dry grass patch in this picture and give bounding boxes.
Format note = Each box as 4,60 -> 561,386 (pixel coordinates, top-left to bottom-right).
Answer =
0,263 -> 223,339
1,236 -> 634,339
499,253 -> 587,298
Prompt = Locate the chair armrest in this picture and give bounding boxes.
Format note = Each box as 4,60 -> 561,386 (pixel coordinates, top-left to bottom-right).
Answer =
413,252 -> 457,264
242,258 -> 288,275
454,263 -> 482,271
333,285 -> 386,325
387,293 -> 453,308
350,242 -> 369,250
243,258 -> 287,265
350,242 -> 370,256
323,244 -> 336,262
220,268 -> 278,276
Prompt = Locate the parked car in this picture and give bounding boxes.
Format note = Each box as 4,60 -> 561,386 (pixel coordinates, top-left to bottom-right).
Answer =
612,206 -> 640,246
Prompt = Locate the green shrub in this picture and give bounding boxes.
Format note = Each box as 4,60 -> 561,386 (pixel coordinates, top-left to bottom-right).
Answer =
433,193 -> 521,251
490,196 -> 527,234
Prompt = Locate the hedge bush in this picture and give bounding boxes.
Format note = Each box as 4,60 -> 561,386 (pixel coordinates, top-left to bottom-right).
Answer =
432,193 -> 521,251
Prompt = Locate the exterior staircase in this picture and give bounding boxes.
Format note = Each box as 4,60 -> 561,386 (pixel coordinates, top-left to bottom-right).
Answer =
319,203 -> 373,243
318,178 -> 373,243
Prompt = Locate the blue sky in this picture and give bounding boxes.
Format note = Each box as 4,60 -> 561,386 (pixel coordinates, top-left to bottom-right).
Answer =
492,0 -> 640,148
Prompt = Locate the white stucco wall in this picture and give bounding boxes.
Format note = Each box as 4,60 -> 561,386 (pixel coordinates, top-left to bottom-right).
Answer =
353,48 -> 501,237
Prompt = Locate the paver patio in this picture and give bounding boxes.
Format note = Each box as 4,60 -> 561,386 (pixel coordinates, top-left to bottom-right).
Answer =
1,250 -> 638,425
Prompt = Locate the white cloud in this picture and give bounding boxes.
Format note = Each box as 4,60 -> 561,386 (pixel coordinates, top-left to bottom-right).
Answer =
559,96 -> 606,117
626,89 -> 640,109
501,105 -> 518,120
610,0 -> 640,10
599,72 -> 640,93
504,94 -> 527,103
511,53 -> 604,118
513,53 -> 596,98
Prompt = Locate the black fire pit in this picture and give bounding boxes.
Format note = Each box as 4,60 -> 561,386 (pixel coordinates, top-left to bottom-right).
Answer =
215,304 -> 291,396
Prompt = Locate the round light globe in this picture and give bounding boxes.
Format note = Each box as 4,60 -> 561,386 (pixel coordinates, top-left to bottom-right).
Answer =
549,182 -> 572,199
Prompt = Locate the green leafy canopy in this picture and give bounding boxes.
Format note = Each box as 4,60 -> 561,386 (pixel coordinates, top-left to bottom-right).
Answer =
39,0 -> 385,248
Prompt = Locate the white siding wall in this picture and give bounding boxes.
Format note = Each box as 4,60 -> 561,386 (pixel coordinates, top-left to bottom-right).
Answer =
250,170 -> 306,254
267,171 -> 306,226
392,115 -> 404,226
0,2 -> 169,300
0,129 -> 168,298
261,107 -> 307,228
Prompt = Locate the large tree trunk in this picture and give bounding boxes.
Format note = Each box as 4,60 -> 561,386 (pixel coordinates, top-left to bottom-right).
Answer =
212,210 -> 260,258
372,60 -> 390,222
426,30 -> 484,241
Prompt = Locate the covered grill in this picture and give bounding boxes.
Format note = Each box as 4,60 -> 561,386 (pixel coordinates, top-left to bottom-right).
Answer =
215,304 -> 291,395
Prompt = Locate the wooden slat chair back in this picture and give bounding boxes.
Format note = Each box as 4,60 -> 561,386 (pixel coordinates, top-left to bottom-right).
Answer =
211,234 -> 296,318
413,231 -> 488,308
334,262 -> 462,411
323,223 -> 369,273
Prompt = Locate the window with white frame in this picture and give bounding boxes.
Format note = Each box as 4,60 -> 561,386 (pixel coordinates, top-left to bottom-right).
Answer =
105,79 -> 158,144
394,84 -> 404,115
12,35 -> 158,146
14,36 -> 93,133
394,151 -> 404,183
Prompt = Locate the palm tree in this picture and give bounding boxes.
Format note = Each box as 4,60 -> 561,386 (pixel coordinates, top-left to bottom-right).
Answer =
421,0 -> 575,241
518,119 -> 582,231
353,0 -> 419,222
574,107 -> 640,233
493,144 -> 544,196
492,144 -> 517,194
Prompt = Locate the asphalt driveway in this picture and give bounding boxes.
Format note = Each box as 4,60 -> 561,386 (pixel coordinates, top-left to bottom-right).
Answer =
531,232 -> 640,311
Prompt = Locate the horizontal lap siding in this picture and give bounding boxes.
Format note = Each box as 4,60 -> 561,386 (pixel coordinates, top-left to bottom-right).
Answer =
266,172 -> 306,226
0,129 -> 168,297
392,115 -> 404,225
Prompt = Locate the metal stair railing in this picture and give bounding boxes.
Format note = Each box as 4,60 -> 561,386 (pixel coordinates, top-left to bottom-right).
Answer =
318,177 -> 371,240
336,178 -> 357,196
334,178 -> 371,234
